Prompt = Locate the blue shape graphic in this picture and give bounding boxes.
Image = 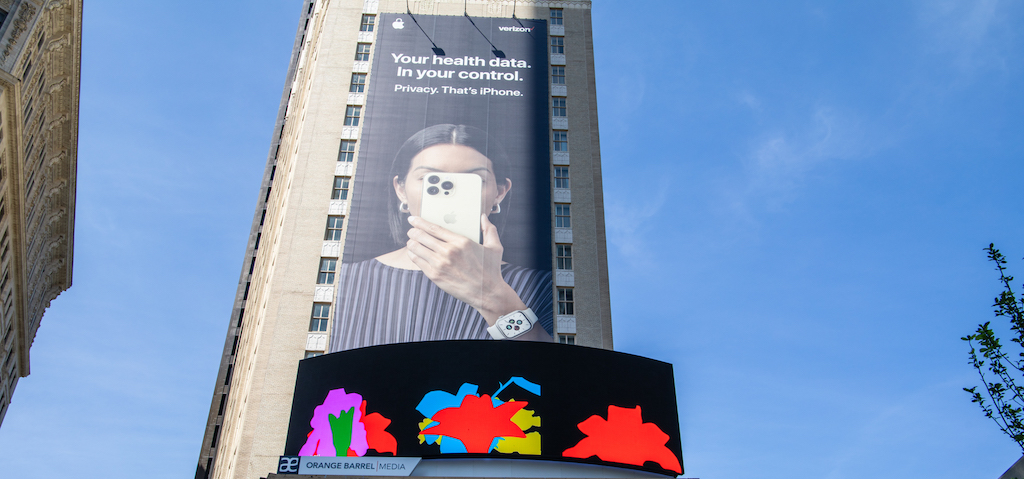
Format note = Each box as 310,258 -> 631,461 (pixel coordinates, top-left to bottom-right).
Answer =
416,383 -> 479,418
439,436 -> 468,453
494,377 -> 541,399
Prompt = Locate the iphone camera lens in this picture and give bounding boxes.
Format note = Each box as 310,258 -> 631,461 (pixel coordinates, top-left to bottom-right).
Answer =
427,186 -> 439,195
441,181 -> 454,190
427,175 -> 440,184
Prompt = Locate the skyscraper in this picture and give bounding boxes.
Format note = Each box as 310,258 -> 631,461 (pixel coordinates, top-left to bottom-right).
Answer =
0,0 -> 81,427
196,1 -> 612,477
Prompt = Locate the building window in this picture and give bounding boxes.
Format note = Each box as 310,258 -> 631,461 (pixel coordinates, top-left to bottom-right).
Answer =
355,43 -> 371,61
317,258 -> 337,284
344,106 -> 361,126
310,303 -> 330,332
332,177 -> 351,200
553,131 -> 568,151
360,14 -> 376,32
304,351 -> 323,359
550,36 -> 564,54
558,287 -> 574,315
558,334 -> 575,345
550,9 -> 563,25
554,166 -> 570,189
556,244 -> 573,270
349,73 -> 367,93
555,204 -> 571,228
325,216 -> 344,240
338,140 -> 356,162
552,97 -> 566,117
552,66 -> 565,84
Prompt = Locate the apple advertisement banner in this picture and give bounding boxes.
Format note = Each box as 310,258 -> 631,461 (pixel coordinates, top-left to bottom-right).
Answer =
330,13 -> 555,352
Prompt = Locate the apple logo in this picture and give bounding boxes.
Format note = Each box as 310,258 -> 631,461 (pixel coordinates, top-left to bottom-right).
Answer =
392,18 -> 405,30
443,212 -> 457,224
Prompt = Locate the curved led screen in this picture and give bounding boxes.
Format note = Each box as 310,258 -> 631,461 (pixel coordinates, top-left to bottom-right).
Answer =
283,341 -> 683,476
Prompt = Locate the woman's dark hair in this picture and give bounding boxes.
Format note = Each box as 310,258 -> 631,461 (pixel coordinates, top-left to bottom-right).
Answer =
387,124 -> 510,244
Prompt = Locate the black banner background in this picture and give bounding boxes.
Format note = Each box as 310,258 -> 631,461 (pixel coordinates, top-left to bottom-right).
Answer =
284,341 -> 684,476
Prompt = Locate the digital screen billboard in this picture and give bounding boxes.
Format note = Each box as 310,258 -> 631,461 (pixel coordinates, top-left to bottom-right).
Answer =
330,13 -> 555,352
283,341 -> 684,476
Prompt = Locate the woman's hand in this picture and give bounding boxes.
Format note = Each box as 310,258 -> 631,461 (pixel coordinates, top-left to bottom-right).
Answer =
405,214 -> 527,326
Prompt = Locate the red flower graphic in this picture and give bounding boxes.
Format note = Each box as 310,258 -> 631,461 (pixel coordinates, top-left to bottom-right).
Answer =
563,405 -> 681,474
421,394 -> 527,453
360,400 -> 397,455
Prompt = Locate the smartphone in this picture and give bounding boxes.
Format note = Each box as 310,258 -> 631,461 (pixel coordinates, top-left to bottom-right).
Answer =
420,172 -> 483,243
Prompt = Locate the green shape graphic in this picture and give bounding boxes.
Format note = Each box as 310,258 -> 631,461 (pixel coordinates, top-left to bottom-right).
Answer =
328,407 -> 356,455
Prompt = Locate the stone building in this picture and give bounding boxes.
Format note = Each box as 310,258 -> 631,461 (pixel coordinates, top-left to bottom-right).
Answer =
0,0 -> 81,427
195,1 -> 608,478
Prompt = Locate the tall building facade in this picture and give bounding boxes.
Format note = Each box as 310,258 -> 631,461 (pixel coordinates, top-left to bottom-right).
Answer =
0,0 -> 81,427
196,1 -> 609,478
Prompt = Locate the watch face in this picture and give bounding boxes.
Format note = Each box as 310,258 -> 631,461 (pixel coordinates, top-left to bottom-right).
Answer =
499,311 -> 531,338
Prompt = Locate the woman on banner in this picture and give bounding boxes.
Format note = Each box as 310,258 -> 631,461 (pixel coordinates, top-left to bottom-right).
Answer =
330,124 -> 553,351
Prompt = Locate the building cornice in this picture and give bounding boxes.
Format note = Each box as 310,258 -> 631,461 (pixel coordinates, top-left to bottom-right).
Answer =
0,69 -> 30,377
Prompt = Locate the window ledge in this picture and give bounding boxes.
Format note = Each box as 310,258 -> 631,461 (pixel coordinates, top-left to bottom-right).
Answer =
322,241 -> 341,257
336,162 -> 354,176
329,200 -> 349,215
557,315 -> 576,334
553,151 -> 570,165
314,286 -> 335,301
306,333 -> 328,351
554,228 -> 573,243
341,126 -> 359,139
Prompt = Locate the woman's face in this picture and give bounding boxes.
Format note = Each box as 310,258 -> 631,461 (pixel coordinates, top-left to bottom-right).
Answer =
394,144 -> 511,216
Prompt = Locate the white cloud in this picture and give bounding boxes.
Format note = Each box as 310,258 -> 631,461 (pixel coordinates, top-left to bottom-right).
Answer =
606,179 -> 669,268
737,90 -> 761,112
730,106 -> 873,213
917,0 -> 1012,75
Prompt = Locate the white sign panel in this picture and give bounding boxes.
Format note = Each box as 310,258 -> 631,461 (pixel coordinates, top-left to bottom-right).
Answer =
278,456 -> 421,476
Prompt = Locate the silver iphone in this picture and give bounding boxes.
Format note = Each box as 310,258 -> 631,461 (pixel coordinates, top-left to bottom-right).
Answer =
420,173 -> 483,243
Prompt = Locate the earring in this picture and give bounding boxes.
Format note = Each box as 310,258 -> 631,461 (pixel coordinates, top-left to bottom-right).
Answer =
399,202 -> 410,213
491,203 -> 501,214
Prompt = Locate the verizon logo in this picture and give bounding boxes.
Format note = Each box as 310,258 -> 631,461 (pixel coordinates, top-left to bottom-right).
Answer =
498,26 -> 533,32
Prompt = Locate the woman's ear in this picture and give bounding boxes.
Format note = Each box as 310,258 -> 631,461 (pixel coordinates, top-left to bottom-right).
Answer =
393,175 -> 408,204
494,178 -> 512,204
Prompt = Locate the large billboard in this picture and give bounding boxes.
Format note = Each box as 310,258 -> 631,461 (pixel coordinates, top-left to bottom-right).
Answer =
282,341 -> 684,476
330,13 -> 554,352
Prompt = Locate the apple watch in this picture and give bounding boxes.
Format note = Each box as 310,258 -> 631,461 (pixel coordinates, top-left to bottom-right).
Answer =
487,308 -> 538,339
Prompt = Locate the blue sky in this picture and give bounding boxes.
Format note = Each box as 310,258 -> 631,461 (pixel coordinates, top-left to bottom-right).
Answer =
1,1 -> 1022,478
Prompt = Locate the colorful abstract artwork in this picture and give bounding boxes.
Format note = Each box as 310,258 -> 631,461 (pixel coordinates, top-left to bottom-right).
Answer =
416,377 -> 541,455
563,405 -> 681,474
298,388 -> 397,457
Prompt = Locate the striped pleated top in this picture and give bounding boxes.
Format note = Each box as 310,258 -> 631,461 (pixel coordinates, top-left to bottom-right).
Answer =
329,259 -> 554,352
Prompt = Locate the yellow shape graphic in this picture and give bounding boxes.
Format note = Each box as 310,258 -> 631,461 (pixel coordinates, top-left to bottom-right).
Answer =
494,431 -> 541,455
509,406 -> 540,431
418,418 -> 439,444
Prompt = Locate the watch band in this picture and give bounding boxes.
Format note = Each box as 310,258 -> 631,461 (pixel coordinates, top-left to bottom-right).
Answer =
487,308 -> 537,339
